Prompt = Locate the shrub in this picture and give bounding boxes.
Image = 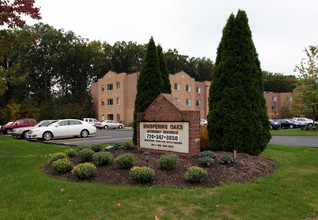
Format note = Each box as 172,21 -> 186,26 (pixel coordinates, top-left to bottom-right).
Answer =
78,148 -> 95,162
200,126 -> 210,151
185,166 -> 207,183
199,150 -> 215,159
198,157 -> 214,166
305,126 -> 311,131
220,154 -> 234,164
52,158 -> 73,174
65,149 -> 77,158
312,127 -> 317,131
114,153 -> 135,169
124,143 -> 132,149
72,162 -> 97,179
90,144 -> 103,152
130,166 -> 155,184
158,154 -> 178,170
49,152 -> 68,163
93,152 -> 113,166
76,145 -> 91,153
113,143 -> 122,148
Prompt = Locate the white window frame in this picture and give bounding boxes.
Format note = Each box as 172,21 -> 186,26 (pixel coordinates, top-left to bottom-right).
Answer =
186,85 -> 191,92
116,82 -> 120,90
107,98 -> 113,106
116,97 -> 120,105
196,87 -> 201,94
174,83 -> 180,91
196,100 -> 201,107
186,99 -> 191,106
272,96 -> 277,101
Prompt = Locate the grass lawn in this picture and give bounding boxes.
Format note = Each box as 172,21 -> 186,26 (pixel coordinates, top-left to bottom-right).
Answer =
271,128 -> 318,136
0,137 -> 317,220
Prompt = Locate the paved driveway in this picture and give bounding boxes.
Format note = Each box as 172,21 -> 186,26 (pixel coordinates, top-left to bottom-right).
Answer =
269,135 -> 318,148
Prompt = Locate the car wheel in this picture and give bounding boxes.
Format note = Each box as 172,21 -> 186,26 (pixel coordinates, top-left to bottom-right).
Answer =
308,123 -> 313,127
118,125 -> 123,129
5,128 -> 12,134
81,129 -> 89,138
289,125 -> 294,129
42,131 -> 53,141
23,131 -> 29,139
104,125 -> 108,129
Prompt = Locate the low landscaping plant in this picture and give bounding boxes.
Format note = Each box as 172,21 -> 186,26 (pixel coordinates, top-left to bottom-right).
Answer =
199,150 -> 215,159
76,145 -> 91,153
130,166 -> 155,184
52,158 -> 73,174
198,157 -> 214,166
220,154 -> 234,164
124,143 -> 132,149
158,153 -> 178,170
78,148 -> 95,162
113,143 -> 122,148
65,149 -> 77,157
93,151 -> 113,166
185,166 -> 207,183
90,144 -> 103,152
49,152 -> 68,163
72,162 -> 97,179
114,153 -> 135,169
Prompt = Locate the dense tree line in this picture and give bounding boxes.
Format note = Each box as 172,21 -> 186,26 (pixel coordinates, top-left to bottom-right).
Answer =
0,23 -> 214,124
263,71 -> 296,93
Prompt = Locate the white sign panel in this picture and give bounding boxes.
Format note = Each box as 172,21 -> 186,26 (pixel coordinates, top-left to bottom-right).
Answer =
140,122 -> 189,153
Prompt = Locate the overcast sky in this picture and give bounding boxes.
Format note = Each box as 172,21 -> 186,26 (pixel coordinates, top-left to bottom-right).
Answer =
25,0 -> 318,75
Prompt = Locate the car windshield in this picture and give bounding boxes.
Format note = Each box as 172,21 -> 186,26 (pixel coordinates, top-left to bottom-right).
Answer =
47,121 -> 58,126
38,120 -> 57,127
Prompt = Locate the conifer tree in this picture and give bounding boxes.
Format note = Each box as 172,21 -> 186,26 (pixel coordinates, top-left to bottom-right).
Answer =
132,37 -> 163,145
207,10 -> 271,156
157,45 -> 172,94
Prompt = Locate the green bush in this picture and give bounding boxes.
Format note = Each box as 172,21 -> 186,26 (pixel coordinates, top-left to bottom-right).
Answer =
114,153 -> 135,169
78,148 -> 95,162
113,143 -> 122,148
49,152 -> 68,163
52,158 -> 73,174
65,149 -> 77,157
220,154 -> 234,164
90,144 -> 103,152
93,152 -> 113,166
130,166 -> 155,184
198,157 -> 214,166
76,145 -> 91,153
72,162 -> 97,179
124,143 -> 132,149
158,153 -> 178,170
185,166 -> 207,183
199,150 -> 215,159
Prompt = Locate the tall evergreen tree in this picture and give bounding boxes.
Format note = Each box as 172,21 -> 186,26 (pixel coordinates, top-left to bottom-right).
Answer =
157,45 -> 171,94
132,37 -> 163,145
207,10 -> 271,156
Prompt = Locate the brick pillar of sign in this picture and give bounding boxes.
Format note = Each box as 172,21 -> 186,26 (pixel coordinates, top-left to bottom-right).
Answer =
137,93 -> 200,156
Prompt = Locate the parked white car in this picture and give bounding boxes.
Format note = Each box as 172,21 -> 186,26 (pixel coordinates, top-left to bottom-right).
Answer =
12,120 -> 56,139
200,119 -> 207,126
293,118 -> 314,126
96,120 -> 124,129
27,119 -> 96,141
82,118 -> 99,125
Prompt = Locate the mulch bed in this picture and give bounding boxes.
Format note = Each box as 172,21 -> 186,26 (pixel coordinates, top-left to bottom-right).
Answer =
44,147 -> 279,188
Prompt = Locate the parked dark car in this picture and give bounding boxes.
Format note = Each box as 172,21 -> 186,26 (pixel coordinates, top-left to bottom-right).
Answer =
269,119 -> 281,130
274,119 -> 301,129
288,119 -> 305,128
1,119 -> 37,134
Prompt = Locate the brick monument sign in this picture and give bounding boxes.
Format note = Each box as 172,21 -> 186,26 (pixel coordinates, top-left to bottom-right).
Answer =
137,93 -> 201,156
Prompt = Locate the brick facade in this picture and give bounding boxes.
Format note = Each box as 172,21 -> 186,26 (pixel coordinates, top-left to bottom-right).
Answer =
263,92 -> 293,118
137,93 -> 200,156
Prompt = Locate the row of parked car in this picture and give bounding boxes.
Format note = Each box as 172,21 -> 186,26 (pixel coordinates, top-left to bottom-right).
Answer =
270,117 -> 316,130
0,118 -> 125,141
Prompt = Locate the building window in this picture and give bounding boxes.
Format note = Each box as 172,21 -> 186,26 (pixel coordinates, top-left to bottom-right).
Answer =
271,106 -> 276,110
107,83 -> 113,91
272,96 -> 277,101
117,114 -> 120,122
196,100 -> 201,106
116,82 -> 120,90
196,87 -> 201,94
101,85 -> 104,92
107,99 -> 113,106
176,98 -> 180,102
116,97 -> 120,105
174,83 -> 180,91
288,96 -> 292,101
186,99 -> 191,106
101,99 -> 104,106
186,85 -> 191,92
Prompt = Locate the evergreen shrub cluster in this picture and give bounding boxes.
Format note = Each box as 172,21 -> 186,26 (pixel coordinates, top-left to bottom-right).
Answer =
114,153 -> 135,169
129,166 -> 155,184
93,152 -> 113,166
158,153 -> 178,170
52,158 -> 73,174
49,152 -> 68,163
78,148 -> 95,162
65,149 -> 77,157
76,145 -> 91,152
90,144 -> 103,152
198,150 -> 215,166
185,166 -> 207,183
72,162 -> 97,179
220,154 -> 234,164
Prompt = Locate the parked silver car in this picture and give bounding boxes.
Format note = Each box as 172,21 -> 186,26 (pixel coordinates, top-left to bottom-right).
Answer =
96,120 -> 124,129
12,120 -> 56,139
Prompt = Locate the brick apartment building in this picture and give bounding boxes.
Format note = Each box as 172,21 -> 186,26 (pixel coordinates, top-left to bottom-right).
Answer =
91,71 -> 211,126
91,71 -> 294,125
